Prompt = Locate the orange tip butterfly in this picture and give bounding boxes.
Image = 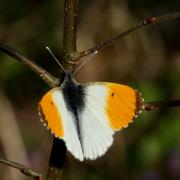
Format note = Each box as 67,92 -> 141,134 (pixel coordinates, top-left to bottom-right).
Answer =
38,47 -> 144,161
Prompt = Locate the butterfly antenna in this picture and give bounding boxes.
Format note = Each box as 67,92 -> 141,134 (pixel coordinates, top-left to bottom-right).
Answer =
46,46 -> 67,74
73,51 -> 98,75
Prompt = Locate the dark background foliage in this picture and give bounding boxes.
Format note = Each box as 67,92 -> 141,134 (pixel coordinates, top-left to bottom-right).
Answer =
0,0 -> 179,179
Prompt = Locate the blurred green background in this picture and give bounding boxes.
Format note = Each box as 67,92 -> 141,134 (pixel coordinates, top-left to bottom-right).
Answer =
0,0 -> 180,179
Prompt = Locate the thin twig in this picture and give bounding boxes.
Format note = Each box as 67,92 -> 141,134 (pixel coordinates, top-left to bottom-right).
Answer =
76,11 -> 180,60
0,44 -> 59,88
143,100 -> 180,111
0,158 -> 42,180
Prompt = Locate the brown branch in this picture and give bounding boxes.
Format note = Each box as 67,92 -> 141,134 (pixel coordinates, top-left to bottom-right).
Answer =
46,0 -> 79,179
63,0 -> 78,60
76,11 -> 180,60
0,158 -> 42,180
46,139 -> 67,180
63,0 -> 78,67
0,44 -> 59,88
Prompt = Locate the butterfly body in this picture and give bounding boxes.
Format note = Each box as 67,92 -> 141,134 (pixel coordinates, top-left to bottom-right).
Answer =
62,73 -> 85,119
38,73 -> 143,161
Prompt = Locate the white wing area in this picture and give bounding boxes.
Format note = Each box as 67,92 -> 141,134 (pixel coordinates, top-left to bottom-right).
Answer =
52,90 -> 84,161
80,84 -> 114,160
51,85 -> 114,161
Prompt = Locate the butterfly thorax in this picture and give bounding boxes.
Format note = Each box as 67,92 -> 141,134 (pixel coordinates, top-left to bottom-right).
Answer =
62,73 -> 85,119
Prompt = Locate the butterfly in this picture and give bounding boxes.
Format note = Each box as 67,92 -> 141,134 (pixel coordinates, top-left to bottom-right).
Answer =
38,68 -> 144,161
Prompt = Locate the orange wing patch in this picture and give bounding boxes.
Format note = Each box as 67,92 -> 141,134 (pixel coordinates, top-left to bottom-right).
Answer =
105,83 -> 143,131
38,89 -> 64,138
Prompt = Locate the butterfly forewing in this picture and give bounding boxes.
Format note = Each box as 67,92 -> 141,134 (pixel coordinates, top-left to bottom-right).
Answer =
84,82 -> 143,131
105,83 -> 142,130
38,88 -> 64,138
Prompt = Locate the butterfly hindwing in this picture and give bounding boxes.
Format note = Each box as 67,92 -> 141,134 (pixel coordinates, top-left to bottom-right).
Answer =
80,84 -> 114,159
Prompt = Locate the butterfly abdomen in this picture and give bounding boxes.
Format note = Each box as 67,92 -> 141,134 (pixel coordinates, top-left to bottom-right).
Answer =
61,75 -> 86,149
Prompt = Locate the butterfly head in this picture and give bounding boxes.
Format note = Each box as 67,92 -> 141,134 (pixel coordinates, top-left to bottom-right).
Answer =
61,70 -> 77,86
